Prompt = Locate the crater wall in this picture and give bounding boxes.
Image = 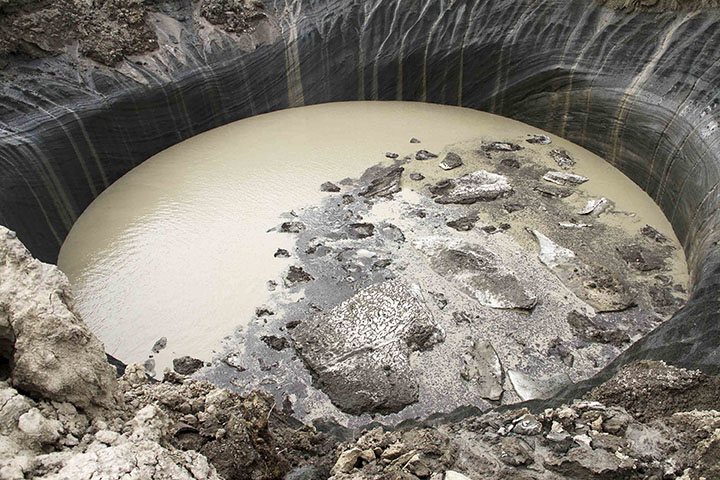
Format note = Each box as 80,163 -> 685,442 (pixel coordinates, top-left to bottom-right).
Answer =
1,0 -> 718,386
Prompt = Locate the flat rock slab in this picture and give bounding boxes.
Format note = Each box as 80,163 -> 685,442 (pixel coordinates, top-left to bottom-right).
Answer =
508,369 -> 572,401
550,149 -> 575,169
532,230 -> 634,312
291,279 -> 443,415
415,236 -> 537,310
431,170 -> 512,204
439,152 -> 463,170
461,340 -> 504,401
358,165 -> 404,198
543,171 -> 588,186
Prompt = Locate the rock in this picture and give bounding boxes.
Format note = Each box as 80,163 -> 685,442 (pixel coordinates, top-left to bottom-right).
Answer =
545,445 -> 634,478
431,292 -> 448,309
173,356 -> 204,375
499,437 -> 533,466
616,244 -> 665,271
274,248 -> 290,258
589,432 -> 627,451
415,150 -> 438,160
405,322 -> 445,351
359,449 -> 376,462
372,259 -> 392,270
567,311 -> 631,346
280,221 -> 305,233
404,453 -> 430,477
95,429 -> 120,445
543,171 -> 588,186
446,215 -> 478,231
460,340 -> 504,401
641,224 -> 667,243
42,403 -> 222,479
348,223 -> 375,239
261,335 -> 290,351
546,429 -> 574,453
410,138 -> 421,143
331,447 -> 362,474
439,152 -> 463,170
321,181 -> 341,192
482,141 -> 523,152
578,198 -> 608,215
255,306 -> 274,317
385,152 -> 399,159
18,408 -> 61,445
534,185 -> 573,198
305,237 -> 324,254
152,337 -> 167,353
431,170 -> 513,204
602,407 -> 634,435
512,413 -> 543,435
381,441 -> 405,460
415,237 -> 537,310
531,230 -> 634,312
481,224 -> 510,234
409,172 -> 425,181
143,359 -> 156,377
292,280 -> 442,414
445,472 -> 472,480
532,230 -> 576,268
266,280 -> 278,291
500,157 -> 521,169
284,266 -> 314,288
559,221 -> 592,229
504,203 -> 525,213
453,311 -> 473,324
550,149 -> 575,169
0,226 -> 118,409
508,369 -> 572,401
358,166 -> 404,198
222,353 -> 246,371
527,134 -> 552,144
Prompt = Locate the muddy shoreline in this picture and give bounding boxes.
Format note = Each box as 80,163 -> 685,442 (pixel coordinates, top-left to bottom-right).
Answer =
187,128 -> 689,429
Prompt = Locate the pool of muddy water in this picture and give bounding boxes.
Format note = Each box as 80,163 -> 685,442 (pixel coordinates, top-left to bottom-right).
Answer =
58,101 -> 688,425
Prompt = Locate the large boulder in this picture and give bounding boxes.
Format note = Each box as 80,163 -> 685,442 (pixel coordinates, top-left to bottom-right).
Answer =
292,280 -> 444,414
0,227 -> 118,410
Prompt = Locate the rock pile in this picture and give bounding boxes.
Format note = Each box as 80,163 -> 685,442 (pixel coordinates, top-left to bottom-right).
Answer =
328,361 -> 720,479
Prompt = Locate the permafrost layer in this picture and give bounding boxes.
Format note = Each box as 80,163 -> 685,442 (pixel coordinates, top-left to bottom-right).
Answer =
0,0 -> 719,402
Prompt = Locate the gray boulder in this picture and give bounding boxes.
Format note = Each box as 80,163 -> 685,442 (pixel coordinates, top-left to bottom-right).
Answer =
292,280 -> 443,414
415,236 -> 536,310
431,170 -> 512,204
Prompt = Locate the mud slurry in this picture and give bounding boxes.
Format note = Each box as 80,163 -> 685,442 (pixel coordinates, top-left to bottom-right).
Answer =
200,132 -> 688,428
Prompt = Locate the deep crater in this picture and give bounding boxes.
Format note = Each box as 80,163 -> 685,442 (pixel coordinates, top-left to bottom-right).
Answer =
1,0 -> 720,476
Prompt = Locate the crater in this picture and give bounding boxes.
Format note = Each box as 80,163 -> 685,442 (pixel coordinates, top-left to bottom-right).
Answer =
56,101 -> 689,426
1,0 -> 720,475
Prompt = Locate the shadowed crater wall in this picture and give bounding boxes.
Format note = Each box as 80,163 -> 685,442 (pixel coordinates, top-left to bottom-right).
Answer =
1,0 -> 719,396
